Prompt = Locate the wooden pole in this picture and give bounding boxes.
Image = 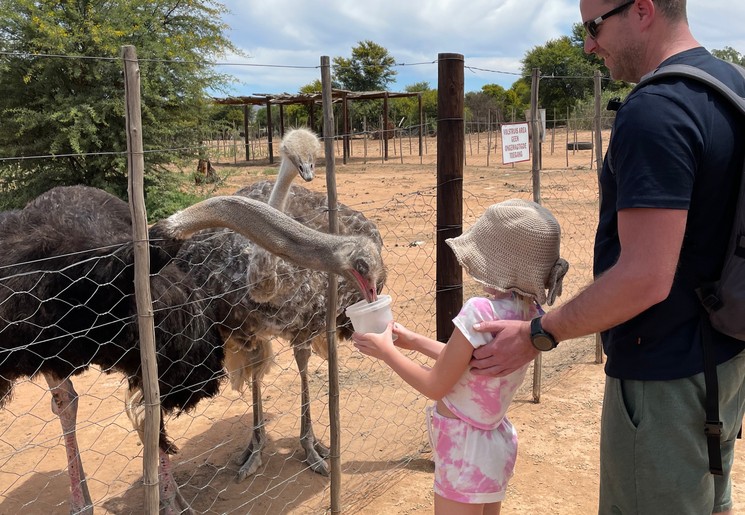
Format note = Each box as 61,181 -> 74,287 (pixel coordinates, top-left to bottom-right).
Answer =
436,53 -> 464,343
122,44 -> 160,515
320,55 -> 342,515
243,104 -> 251,161
418,93 -> 423,161
266,99 -> 274,164
486,110 -> 491,167
343,92 -> 349,164
363,116 -> 368,164
383,93 -> 389,161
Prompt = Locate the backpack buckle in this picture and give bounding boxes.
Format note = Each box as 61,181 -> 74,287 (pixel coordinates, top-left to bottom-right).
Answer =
705,420 -> 723,437
698,283 -> 724,312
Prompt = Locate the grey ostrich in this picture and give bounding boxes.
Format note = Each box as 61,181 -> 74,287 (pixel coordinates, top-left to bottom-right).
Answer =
164,127 -> 387,481
0,183 -> 383,513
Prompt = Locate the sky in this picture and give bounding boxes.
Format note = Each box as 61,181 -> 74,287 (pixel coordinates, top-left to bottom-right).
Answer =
214,1 -> 745,97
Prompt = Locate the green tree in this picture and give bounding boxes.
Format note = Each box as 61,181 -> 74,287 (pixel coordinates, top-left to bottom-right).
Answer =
283,79 -> 322,131
521,35 -> 597,123
388,82 -> 437,135
332,40 -> 396,92
0,0 -> 239,213
332,41 -> 397,135
481,83 -> 529,123
712,46 -> 745,66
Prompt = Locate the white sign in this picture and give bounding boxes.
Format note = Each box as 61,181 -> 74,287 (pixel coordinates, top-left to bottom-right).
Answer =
501,122 -> 530,164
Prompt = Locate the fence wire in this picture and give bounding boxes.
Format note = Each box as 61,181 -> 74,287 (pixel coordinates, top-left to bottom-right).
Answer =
0,51 -> 611,514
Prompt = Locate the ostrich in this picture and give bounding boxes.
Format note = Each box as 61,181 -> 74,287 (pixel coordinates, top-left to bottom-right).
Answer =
0,184 -> 384,513
161,127 -> 387,481
0,185 -> 226,515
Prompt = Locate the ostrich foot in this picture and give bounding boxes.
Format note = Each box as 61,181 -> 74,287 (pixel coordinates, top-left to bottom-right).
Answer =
234,428 -> 266,482
302,437 -> 330,476
235,447 -> 263,482
159,449 -> 194,515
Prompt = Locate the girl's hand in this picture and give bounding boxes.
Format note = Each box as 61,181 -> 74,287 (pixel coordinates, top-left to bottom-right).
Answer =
352,321 -> 397,361
391,322 -> 417,350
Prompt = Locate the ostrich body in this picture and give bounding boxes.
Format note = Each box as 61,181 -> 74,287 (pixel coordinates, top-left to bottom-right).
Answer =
0,185 -> 225,514
163,128 -> 386,480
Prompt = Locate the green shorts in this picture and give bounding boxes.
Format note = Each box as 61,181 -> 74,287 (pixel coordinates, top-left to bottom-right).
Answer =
599,349 -> 745,515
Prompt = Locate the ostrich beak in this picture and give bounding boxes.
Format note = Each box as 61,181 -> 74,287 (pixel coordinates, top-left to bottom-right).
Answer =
349,269 -> 378,303
298,163 -> 314,182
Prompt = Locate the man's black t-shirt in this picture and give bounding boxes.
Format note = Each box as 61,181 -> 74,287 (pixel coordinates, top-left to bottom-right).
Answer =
596,47 -> 745,380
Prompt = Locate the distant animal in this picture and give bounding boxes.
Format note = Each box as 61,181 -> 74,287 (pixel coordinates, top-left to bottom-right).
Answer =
195,158 -> 218,184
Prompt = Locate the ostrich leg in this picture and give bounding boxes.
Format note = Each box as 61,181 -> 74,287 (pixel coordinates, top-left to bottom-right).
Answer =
235,369 -> 267,482
43,373 -> 93,515
294,345 -> 330,476
124,388 -> 193,515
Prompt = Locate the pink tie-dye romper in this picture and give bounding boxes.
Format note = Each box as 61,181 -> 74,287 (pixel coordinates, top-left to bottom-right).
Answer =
427,296 -> 534,504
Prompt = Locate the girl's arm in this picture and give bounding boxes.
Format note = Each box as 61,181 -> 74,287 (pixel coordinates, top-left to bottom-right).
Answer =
392,322 -> 444,360
353,321 -> 473,400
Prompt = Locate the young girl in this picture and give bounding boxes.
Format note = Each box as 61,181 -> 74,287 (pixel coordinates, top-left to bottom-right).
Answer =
352,199 -> 569,515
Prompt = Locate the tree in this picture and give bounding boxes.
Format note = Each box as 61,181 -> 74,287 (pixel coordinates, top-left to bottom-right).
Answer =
712,46 -> 745,66
481,83 -> 529,123
332,40 -> 396,92
521,35 -> 597,123
331,41 -> 397,135
388,82 -> 437,135
0,0 -> 239,213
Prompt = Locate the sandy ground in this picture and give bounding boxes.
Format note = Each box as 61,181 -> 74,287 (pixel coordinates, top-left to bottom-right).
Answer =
0,132 -> 743,514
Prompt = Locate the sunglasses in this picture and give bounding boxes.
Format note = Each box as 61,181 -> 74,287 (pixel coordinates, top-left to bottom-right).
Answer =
583,0 -> 635,39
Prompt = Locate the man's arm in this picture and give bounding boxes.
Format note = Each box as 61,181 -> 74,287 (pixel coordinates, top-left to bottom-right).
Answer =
470,207 -> 687,376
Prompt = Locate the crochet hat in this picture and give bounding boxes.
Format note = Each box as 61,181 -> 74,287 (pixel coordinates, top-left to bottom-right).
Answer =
446,199 -> 569,305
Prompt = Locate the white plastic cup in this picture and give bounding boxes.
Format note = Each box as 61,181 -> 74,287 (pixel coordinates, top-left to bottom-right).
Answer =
345,294 -> 394,335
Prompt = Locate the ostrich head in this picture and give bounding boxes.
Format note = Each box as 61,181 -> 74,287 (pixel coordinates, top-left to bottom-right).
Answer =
333,237 -> 385,302
280,128 -> 321,182
153,196 -> 385,302
269,128 -> 322,212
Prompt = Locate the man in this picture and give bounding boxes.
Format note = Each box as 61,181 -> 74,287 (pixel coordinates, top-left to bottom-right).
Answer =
469,1 -> 745,513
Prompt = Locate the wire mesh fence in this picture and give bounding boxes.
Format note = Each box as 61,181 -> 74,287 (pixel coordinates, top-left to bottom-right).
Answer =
0,49 -> 610,513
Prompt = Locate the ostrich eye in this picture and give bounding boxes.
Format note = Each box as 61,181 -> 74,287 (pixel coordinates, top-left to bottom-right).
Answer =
354,258 -> 369,276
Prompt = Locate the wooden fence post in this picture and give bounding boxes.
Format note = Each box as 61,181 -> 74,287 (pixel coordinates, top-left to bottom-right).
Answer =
122,44 -> 160,515
436,53 -> 464,343
320,55 -> 342,515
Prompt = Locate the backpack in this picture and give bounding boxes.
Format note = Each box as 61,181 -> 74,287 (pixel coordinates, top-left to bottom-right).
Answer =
632,61 -> 745,475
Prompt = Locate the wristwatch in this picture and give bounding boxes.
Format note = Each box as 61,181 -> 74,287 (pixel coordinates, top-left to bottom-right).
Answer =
530,316 -> 559,351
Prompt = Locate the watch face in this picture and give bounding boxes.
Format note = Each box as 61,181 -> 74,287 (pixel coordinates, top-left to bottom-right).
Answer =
532,334 -> 555,352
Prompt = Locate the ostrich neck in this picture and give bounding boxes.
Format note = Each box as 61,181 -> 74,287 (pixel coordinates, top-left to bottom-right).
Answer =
267,158 -> 295,212
163,196 -> 343,274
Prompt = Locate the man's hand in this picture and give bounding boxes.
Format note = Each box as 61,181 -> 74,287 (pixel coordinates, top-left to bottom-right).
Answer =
469,319 -> 538,376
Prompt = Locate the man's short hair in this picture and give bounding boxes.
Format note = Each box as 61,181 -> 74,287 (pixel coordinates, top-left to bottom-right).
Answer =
650,0 -> 687,22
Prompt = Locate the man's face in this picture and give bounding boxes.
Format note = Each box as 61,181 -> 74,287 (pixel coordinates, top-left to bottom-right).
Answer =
580,0 -> 643,82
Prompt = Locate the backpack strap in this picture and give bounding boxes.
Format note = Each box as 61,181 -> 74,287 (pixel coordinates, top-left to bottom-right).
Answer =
633,61 -> 745,476
635,63 -> 745,115
700,312 -> 724,475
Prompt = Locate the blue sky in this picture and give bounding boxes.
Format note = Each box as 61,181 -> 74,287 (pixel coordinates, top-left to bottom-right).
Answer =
214,1 -> 745,97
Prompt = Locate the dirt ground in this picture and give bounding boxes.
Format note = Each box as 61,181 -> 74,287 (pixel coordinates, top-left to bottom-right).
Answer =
0,133 -> 743,514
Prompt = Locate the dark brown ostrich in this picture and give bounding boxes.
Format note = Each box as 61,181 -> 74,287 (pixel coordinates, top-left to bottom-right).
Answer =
0,185 -> 225,514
